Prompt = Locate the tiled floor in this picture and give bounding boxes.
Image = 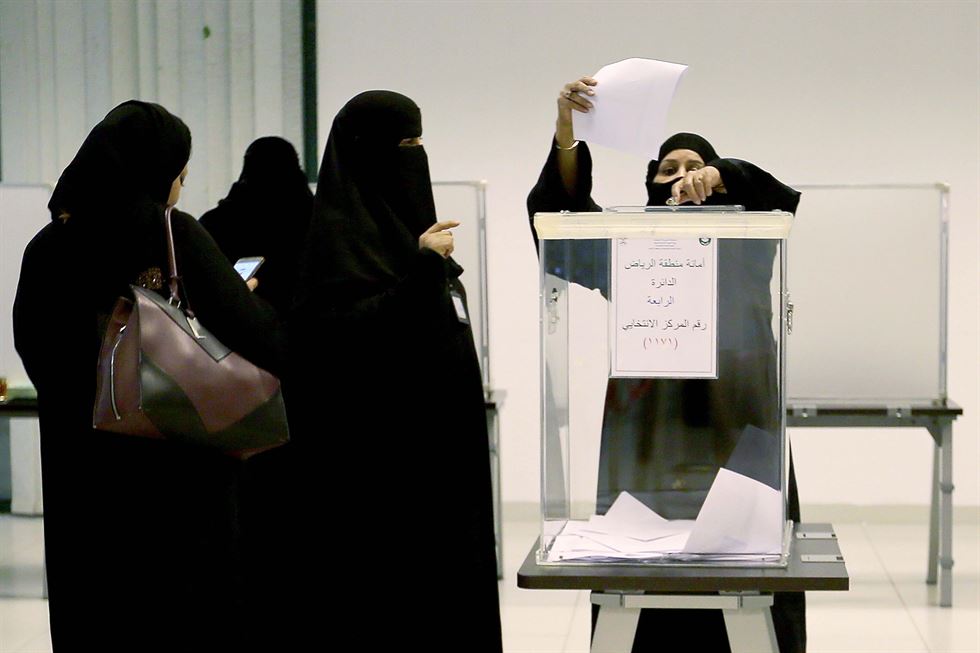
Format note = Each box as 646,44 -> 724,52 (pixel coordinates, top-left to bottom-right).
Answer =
1,511 -> 977,652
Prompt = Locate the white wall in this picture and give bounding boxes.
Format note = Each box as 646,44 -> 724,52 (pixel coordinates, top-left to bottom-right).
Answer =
0,0 -> 304,218
317,0 -> 979,509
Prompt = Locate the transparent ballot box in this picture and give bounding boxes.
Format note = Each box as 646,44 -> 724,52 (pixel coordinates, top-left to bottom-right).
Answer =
536,207 -> 794,567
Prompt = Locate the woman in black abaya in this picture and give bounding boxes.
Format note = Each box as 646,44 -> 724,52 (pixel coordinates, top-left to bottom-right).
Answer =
13,101 -> 284,652
289,90 -> 502,651
527,75 -> 806,653
200,136 -> 314,315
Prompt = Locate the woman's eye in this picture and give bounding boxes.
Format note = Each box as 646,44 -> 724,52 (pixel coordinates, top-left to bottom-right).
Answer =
661,167 -> 676,176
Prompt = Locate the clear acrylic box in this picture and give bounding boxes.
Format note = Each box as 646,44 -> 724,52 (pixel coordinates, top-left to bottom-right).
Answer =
536,206 -> 794,567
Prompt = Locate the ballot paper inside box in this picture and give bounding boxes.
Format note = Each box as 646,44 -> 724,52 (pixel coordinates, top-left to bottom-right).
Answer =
535,206 -> 795,567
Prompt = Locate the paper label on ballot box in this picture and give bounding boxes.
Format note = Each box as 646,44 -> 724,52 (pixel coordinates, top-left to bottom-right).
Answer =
610,237 -> 718,378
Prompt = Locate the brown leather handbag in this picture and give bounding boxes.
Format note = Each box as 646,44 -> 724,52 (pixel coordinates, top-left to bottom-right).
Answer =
92,206 -> 289,459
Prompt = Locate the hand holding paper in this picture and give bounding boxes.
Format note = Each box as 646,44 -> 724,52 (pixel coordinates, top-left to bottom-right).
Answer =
571,58 -> 688,158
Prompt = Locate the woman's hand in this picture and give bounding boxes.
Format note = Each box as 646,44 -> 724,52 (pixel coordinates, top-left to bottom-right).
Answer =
419,220 -> 460,258
556,76 -> 596,147
246,278 -> 259,292
671,166 -> 725,205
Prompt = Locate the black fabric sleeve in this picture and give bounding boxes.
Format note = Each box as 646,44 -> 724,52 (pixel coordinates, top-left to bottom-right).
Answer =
197,207 -> 237,264
344,247 -> 447,322
709,158 -> 801,214
11,226 -> 60,394
526,137 -> 602,250
170,210 -> 286,376
296,247 -> 448,343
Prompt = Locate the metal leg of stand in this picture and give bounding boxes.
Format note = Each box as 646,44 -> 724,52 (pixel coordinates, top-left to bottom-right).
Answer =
591,591 -> 776,653
927,440 -> 940,585
938,421 -> 954,607
722,605 -> 779,653
591,603 -> 640,653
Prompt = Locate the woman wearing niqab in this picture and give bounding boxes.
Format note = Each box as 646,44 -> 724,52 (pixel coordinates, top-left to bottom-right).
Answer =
199,136 -> 314,315
289,90 -> 502,651
13,101 -> 285,651
527,76 -> 806,653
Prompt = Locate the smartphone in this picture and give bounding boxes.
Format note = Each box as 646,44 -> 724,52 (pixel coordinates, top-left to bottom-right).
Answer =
234,256 -> 265,281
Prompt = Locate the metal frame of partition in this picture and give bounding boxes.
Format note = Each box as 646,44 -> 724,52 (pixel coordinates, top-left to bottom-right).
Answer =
431,180 -> 501,576
431,180 -> 491,388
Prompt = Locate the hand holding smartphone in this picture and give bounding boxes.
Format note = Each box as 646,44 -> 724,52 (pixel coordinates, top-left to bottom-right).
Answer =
234,256 -> 265,281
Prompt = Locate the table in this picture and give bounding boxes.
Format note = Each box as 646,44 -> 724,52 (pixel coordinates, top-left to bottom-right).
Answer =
0,397 -> 38,419
518,523 -> 848,653
1,395 -> 511,581
787,400 -> 962,606
0,397 -> 39,512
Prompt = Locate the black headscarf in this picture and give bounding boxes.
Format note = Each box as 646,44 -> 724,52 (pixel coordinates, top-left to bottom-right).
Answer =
47,100 -> 191,297
49,100 -> 190,223
222,136 -> 312,211
645,132 -> 719,205
199,136 -> 313,313
295,90 -> 437,310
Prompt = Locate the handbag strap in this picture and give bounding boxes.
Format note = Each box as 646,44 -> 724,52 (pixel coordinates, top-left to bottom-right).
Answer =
163,206 -> 195,317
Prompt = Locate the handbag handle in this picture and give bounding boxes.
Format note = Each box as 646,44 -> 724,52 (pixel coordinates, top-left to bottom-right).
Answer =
163,206 -> 195,317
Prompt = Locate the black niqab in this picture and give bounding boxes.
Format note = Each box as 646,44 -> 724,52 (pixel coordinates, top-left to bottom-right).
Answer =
645,131 -> 720,205
296,90 -> 437,310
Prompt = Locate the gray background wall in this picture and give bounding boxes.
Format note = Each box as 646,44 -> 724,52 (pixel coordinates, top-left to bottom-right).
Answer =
0,0 -> 304,216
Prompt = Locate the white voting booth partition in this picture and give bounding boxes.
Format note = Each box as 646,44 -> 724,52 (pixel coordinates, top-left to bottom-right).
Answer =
0,183 -> 50,516
785,183 -> 960,607
431,181 -> 490,387
430,180 -> 501,573
787,183 -> 948,404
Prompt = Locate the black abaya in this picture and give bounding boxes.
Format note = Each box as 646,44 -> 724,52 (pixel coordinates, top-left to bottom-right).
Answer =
12,102 -> 285,652
527,136 -> 806,653
289,91 -> 502,651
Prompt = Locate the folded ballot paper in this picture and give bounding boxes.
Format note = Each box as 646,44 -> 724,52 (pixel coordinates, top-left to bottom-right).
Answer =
571,57 -> 688,159
545,425 -> 785,563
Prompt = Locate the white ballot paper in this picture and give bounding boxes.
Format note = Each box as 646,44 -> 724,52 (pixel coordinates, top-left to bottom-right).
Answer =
572,57 -> 688,158
682,468 -> 783,555
546,471 -> 783,562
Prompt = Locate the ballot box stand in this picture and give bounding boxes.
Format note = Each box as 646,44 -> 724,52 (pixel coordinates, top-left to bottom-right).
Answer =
518,523 -> 848,653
